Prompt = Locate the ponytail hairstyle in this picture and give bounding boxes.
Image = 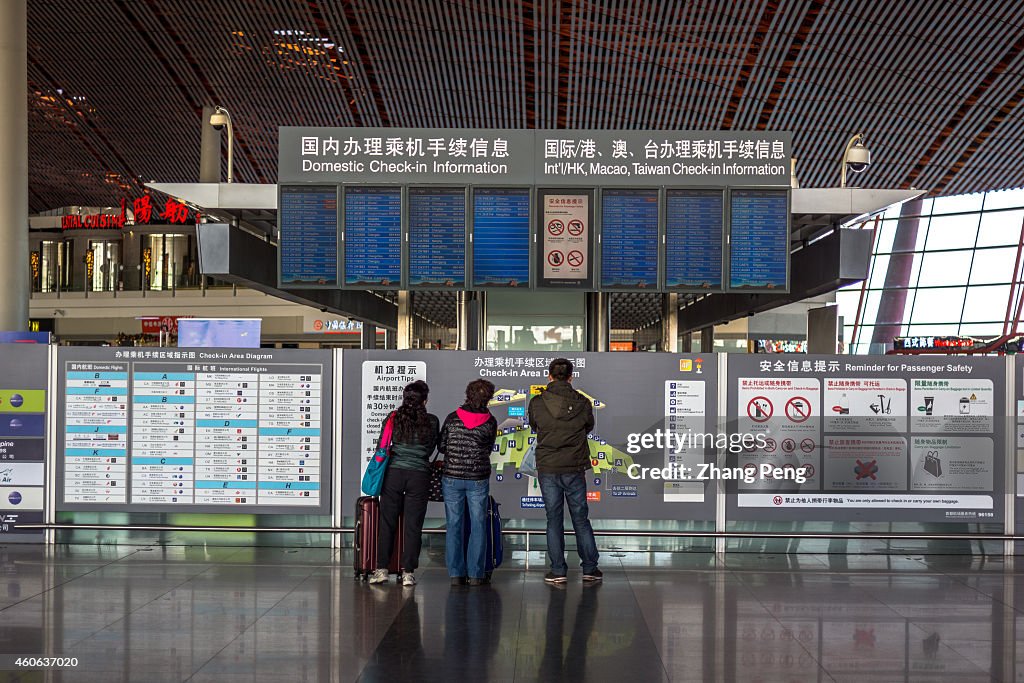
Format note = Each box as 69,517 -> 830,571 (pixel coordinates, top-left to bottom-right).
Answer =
392,380 -> 432,443
464,379 -> 496,412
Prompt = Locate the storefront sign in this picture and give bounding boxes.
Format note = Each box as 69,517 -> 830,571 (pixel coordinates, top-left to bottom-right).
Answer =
61,200 -> 127,230
138,316 -> 192,335
894,336 -> 977,351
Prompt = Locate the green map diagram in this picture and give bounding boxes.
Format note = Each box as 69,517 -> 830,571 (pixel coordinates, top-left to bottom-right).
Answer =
488,388 -> 637,491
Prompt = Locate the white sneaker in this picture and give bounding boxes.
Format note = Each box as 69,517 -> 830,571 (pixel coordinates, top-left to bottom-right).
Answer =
368,568 -> 389,584
401,572 -> 416,586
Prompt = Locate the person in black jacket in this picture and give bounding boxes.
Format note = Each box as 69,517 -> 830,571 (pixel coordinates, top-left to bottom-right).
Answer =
438,379 -> 498,586
527,358 -> 601,583
370,380 -> 440,587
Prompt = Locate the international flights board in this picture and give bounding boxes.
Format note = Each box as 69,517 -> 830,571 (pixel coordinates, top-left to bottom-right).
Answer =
600,189 -> 659,289
728,189 -> 789,291
664,190 -> 724,291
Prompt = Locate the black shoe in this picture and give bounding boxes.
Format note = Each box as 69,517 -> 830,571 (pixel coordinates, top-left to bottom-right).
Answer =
450,576 -> 467,586
468,576 -> 489,586
582,568 -> 603,582
544,572 -> 568,584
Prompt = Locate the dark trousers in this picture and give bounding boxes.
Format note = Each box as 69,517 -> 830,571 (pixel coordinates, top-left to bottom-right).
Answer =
377,467 -> 430,572
539,471 -> 600,574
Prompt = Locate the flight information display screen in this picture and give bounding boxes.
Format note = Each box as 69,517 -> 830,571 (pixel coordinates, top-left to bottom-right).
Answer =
729,189 -> 789,290
664,190 -> 724,291
600,189 -> 659,289
472,189 -> 530,288
408,188 -> 466,288
279,186 -> 337,286
344,187 -> 402,288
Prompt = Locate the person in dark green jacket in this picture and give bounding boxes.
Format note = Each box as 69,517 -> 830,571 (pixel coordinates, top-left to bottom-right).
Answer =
527,359 -> 601,583
370,380 -> 439,587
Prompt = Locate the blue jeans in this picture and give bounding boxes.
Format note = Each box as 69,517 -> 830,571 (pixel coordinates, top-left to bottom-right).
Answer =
538,472 -> 599,575
443,476 -> 489,579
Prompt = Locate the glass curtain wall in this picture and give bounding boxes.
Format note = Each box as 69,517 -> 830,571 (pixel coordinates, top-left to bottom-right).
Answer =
839,188 -> 1024,353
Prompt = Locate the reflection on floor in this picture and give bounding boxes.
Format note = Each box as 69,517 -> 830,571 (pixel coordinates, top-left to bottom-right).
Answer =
0,545 -> 1018,682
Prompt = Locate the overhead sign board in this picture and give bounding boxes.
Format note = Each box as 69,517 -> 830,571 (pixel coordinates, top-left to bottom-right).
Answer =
280,128 -> 792,187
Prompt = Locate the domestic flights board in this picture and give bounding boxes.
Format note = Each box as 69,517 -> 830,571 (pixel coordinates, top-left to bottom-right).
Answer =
728,189 -> 789,291
472,188 -> 530,288
57,348 -> 332,514
600,189 -> 659,289
344,186 -> 401,288
664,190 -> 724,291
279,186 -> 338,286
407,188 -> 466,288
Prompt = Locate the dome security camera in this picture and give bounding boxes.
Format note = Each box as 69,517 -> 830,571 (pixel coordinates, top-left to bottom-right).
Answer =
845,143 -> 871,173
840,133 -> 872,187
209,110 -> 229,131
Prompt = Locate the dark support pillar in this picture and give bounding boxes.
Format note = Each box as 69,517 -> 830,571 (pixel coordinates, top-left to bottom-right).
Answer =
700,327 -> 714,353
870,198 -> 924,351
586,292 -> 609,352
360,323 -> 376,350
661,293 -> 679,352
396,291 -> 413,349
0,0 -> 28,331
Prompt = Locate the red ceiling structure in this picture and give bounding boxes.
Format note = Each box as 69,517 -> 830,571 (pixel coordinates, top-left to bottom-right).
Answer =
26,0 -> 1024,212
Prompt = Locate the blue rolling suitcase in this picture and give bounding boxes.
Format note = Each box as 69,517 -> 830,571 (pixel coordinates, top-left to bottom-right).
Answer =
464,495 -> 504,577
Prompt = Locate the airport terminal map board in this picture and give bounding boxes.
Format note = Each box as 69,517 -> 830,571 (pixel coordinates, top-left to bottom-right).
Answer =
726,354 -> 1005,524
343,186 -> 402,288
665,190 -> 724,291
600,189 -> 659,289
471,188 -> 531,288
341,351 -> 718,520
55,347 -> 333,514
728,189 -> 789,291
279,185 -> 338,287
407,188 -> 466,288
0,344 -> 48,540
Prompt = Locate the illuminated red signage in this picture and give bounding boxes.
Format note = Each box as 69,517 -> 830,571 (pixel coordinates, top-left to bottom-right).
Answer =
61,200 -> 127,230
60,196 -> 200,230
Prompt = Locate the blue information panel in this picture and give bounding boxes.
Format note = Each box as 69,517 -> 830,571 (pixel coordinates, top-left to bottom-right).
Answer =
729,189 -> 789,290
344,187 -> 402,288
279,186 -> 337,286
665,190 -> 724,291
408,188 -> 466,288
601,189 -> 659,289
473,189 -> 530,288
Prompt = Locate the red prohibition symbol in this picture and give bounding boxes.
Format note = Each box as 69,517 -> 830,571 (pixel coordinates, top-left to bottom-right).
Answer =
567,250 -> 584,267
567,219 -> 585,236
785,396 -> 811,423
547,250 -> 564,266
547,219 -> 565,236
747,396 -> 773,422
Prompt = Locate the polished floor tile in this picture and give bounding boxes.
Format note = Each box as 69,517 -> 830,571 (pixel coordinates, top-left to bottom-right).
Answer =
0,547 -> 1020,681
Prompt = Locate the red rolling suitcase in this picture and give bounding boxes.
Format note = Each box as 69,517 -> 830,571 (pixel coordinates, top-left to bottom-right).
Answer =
354,496 -> 404,580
